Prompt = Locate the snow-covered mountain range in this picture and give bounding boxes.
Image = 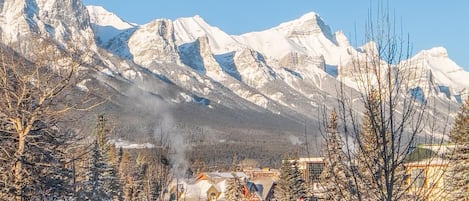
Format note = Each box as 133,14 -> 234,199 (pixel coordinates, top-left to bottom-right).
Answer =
87,5 -> 468,110
0,1 -> 467,143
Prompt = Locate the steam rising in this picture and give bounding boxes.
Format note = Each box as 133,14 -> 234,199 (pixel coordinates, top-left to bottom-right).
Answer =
120,80 -> 189,178
288,135 -> 302,145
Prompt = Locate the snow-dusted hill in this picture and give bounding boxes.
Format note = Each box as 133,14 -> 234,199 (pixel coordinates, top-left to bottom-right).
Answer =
1,0 -> 467,145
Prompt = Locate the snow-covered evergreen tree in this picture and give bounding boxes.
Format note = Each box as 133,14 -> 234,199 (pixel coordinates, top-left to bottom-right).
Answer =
445,98 -> 469,200
320,110 -> 353,200
274,159 -> 306,201
78,141 -> 114,200
349,89 -> 409,201
354,90 -> 383,200
77,115 -> 120,200
225,174 -> 246,201
130,153 -> 148,200
274,159 -> 294,201
291,160 -> 307,200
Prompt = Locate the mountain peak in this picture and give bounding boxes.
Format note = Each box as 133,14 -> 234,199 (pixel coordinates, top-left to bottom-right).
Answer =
277,11 -> 324,28
86,5 -> 106,13
172,15 -> 239,54
274,11 -> 334,42
174,14 -> 210,28
192,14 -> 204,21
418,47 -> 448,58
87,5 -> 135,29
86,5 -> 135,45
176,15 -> 203,22
334,31 -> 350,47
298,12 -> 320,21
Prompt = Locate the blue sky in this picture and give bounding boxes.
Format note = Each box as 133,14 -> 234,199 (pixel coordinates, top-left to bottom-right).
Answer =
82,0 -> 469,71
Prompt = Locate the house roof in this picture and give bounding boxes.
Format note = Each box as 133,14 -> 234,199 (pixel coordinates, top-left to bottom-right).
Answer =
245,181 -> 263,200
251,177 -> 276,200
181,172 -> 276,200
183,180 -> 211,200
297,157 -> 324,163
196,172 -> 248,182
404,144 -> 455,165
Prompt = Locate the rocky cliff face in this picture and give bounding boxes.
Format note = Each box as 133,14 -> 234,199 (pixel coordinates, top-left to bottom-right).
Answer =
280,52 -> 326,73
179,36 -> 224,80
408,47 -> 469,102
128,19 -> 181,66
232,48 -> 277,88
0,0 -> 94,51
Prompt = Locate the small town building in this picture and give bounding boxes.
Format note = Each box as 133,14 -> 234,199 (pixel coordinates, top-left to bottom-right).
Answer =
404,144 -> 453,201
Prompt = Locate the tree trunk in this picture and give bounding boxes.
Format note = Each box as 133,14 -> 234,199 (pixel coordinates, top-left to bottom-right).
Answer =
14,131 -> 26,201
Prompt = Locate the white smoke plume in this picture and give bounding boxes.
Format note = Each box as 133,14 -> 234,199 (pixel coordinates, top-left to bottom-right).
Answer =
121,80 -> 189,178
288,135 -> 302,145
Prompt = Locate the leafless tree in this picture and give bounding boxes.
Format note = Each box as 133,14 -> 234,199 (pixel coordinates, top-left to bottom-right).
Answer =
323,1 -> 451,201
0,39 -> 96,200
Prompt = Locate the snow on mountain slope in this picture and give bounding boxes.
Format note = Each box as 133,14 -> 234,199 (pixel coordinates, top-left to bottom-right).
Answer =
234,28 -> 305,59
86,5 -> 136,45
278,13 -> 359,66
4,1 -> 466,141
232,48 -> 277,87
172,15 -> 241,54
127,19 -> 181,66
409,47 -> 469,101
0,0 -> 95,51
179,36 -> 225,81
101,8 -> 466,119
234,12 -> 356,66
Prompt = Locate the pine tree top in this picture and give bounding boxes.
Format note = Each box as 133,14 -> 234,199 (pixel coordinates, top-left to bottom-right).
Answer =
449,98 -> 469,143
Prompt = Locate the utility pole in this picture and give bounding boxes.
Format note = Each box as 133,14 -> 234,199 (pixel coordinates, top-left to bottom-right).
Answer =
304,119 -> 310,158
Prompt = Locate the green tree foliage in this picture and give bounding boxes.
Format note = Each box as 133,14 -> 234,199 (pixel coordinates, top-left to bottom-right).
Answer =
448,98 -> 469,143
445,98 -> 469,200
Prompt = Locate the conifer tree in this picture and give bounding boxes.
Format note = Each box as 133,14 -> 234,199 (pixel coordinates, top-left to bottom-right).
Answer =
445,98 -> 469,200
274,159 -> 306,201
332,87 -> 411,201
78,141 -> 114,200
225,174 -> 246,201
291,160 -> 307,200
351,90 -> 408,200
117,148 -> 134,201
320,110 -> 353,200
122,177 -> 135,201
274,159 -> 294,201
131,152 -> 148,200
78,115 -> 120,200
354,90 -> 384,200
